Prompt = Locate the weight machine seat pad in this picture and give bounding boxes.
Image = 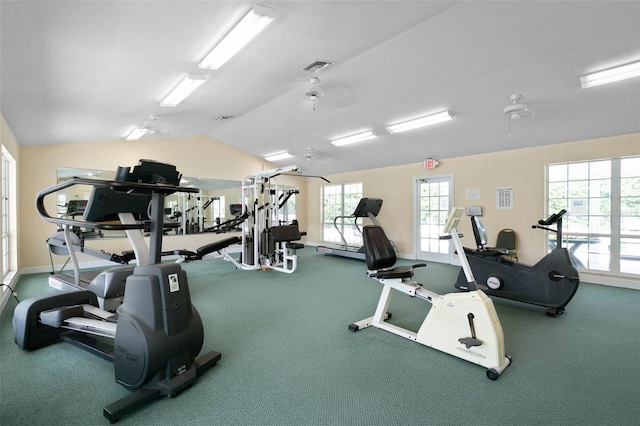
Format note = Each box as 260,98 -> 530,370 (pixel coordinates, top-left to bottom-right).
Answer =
464,247 -> 514,265
196,236 -> 242,256
286,242 -> 305,250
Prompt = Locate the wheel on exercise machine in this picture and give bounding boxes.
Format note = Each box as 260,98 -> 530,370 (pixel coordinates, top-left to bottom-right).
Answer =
486,368 -> 499,381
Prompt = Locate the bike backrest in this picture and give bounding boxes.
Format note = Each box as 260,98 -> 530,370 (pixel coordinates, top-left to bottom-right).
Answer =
363,225 -> 396,270
470,216 -> 489,250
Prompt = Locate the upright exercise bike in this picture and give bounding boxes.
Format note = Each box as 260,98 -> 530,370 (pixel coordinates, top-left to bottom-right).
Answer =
13,160 -> 221,422
455,210 -> 580,316
349,208 -> 511,380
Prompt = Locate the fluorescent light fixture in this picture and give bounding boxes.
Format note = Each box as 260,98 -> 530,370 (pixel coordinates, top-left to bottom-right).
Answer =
126,127 -> 148,141
199,4 -> 276,70
580,61 -> 640,89
160,74 -> 207,107
264,152 -> 293,162
385,110 -> 453,134
330,131 -> 377,147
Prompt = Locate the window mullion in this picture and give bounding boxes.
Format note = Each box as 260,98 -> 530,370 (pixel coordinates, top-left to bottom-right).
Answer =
610,158 -> 622,274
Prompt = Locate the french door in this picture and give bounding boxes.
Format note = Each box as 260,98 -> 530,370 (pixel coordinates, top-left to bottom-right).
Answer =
415,175 -> 453,262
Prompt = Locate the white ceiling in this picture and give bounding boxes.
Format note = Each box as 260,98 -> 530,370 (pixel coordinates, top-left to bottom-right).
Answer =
1,1 -> 639,176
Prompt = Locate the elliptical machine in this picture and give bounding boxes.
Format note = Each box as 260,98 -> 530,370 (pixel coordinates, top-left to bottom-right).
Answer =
13,160 -> 221,422
455,210 -> 580,317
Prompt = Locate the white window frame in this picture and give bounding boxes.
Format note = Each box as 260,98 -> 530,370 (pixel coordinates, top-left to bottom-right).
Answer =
1,154 -> 9,278
1,148 -> 17,282
414,175 -> 454,263
546,156 -> 640,277
321,182 -> 363,244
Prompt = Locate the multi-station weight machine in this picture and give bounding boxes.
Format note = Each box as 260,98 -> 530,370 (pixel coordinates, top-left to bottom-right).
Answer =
230,165 -> 306,273
177,165 -> 320,274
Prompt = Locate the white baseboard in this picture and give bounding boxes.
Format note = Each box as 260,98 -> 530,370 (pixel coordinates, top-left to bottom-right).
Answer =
20,260 -> 116,275
579,272 -> 639,290
8,244 -> 638,318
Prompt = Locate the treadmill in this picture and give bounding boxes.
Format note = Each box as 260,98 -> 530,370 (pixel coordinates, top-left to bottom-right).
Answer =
316,198 -> 384,260
47,187 -> 152,311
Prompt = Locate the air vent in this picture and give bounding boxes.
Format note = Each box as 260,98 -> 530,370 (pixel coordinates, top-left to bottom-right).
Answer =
215,115 -> 235,121
302,60 -> 334,73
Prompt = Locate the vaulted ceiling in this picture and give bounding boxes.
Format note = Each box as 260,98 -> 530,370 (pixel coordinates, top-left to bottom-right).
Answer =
1,1 -> 639,176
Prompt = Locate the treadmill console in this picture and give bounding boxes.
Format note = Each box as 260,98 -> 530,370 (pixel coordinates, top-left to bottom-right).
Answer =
352,198 -> 383,217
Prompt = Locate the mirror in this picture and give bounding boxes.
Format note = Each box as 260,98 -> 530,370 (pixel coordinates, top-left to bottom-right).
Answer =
56,167 -> 243,239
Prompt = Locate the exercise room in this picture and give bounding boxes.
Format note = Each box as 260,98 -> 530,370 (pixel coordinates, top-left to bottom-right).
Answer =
1,1 -> 639,425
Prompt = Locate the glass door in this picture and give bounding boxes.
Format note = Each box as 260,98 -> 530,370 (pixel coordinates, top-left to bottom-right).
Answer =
416,176 -> 453,262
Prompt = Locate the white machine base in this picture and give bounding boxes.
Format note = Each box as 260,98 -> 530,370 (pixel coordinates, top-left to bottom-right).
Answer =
349,208 -> 511,380
350,278 -> 511,379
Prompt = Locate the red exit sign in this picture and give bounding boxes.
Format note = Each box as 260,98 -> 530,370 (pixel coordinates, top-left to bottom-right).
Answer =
423,158 -> 439,169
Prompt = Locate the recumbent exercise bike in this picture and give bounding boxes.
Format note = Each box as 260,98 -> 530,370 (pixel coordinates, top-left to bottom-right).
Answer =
454,210 -> 580,316
349,207 -> 511,380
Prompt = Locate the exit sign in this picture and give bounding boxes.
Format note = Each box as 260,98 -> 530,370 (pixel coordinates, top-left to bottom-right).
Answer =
423,158 -> 439,169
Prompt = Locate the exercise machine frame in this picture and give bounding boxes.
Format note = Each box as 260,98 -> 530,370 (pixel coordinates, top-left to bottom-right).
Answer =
455,210 -> 580,316
44,186 -> 154,311
349,207 -> 511,380
169,165 -> 325,274
221,165 -> 307,273
316,197 -> 385,260
13,160 -> 221,422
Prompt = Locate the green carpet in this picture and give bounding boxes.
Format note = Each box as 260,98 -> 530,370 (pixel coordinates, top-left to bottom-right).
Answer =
1,249 -> 639,425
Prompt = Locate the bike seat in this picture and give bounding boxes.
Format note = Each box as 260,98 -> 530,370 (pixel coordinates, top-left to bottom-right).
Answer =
368,265 -> 415,280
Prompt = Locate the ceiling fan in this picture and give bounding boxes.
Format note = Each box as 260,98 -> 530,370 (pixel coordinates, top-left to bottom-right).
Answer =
303,147 -> 333,168
300,76 -> 354,112
141,115 -> 169,136
305,77 -> 324,111
503,94 -> 534,135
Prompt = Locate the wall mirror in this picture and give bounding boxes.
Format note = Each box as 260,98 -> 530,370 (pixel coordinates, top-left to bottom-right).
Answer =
56,167 -> 243,239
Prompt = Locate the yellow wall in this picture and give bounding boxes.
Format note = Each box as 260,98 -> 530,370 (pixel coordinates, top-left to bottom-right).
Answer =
8,113 -> 640,283
306,133 -> 640,268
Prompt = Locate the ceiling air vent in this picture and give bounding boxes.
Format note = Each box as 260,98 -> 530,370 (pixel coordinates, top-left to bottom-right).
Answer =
302,60 -> 334,73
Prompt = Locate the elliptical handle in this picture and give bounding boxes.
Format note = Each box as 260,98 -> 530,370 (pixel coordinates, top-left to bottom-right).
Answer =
36,176 -> 198,231
533,209 -> 567,249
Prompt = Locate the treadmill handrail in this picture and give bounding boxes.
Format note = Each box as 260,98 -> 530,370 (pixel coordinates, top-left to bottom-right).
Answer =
333,214 -> 360,249
36,176 -> 198,231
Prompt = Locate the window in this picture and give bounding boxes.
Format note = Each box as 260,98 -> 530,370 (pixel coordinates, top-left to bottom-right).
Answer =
547,156 -> 640,276
321,183 -> 362,244
278,190 -> 297,225
56,191 -> 70,218
416,176 -> 453,262
1,154 -> 8,277
620,157 -> 640,275
210,196 -> 225,225
1,149 -> 16,280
